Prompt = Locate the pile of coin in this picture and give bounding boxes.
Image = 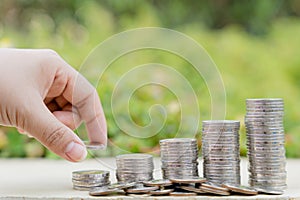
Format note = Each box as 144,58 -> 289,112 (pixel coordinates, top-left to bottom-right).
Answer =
89,178 -> 260,197
116,154 -> 154,183
202,120 -> 241,185
245,98 -> 286,192
160,138 -> 199,179
72,170 -> 110,191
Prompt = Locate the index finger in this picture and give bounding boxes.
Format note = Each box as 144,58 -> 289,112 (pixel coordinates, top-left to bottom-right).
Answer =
59,61 -> 107,145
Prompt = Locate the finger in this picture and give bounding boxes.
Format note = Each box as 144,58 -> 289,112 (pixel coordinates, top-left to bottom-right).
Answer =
44,97 -> 54,104
25,95 -> 87,162
17,128 -> 25,134
60,66 -> 107,145
53,110 -> 81,130
18,128 -> 35,138
55,96 -> 69,108
46,101 -> 60,112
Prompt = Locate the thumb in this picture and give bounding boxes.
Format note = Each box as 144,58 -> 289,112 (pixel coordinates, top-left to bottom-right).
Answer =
25,98 -> 87,162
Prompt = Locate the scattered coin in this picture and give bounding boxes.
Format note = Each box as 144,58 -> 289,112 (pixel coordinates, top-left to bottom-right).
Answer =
180,185 -> 206,194
125,186 -> 159,194
108,182 -> 137,190
200,183 -> 229,192
89,187 -> 123,196
221,183 -> 258,195
149,189 -> 174,195
143,179 -> 173,187
199,186 -> 231,196
256,188 -> 284,195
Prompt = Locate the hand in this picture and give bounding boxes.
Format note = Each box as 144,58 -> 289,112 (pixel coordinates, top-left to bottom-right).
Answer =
0,48 -> 107,162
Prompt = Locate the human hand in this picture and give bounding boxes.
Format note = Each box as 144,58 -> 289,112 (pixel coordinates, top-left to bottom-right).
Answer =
0,48 -> 107,162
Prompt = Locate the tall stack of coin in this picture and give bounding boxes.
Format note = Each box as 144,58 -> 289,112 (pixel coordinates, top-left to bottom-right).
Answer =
72,170 -> 110,191
160,138 -> 199,179
202,120 -> 241,185
245,98 -> 286,191
116,154 -> 154,183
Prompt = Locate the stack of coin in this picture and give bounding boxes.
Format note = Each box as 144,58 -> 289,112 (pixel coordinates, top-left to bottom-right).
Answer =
160,138 -> 199,179
202,120 -> 241,185
72,170 -> 110,191
116,154 -> 154,183
245,98 -> 286,192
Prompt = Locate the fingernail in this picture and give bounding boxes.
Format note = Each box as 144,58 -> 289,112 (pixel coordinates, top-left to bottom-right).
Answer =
65,141 -> 87,162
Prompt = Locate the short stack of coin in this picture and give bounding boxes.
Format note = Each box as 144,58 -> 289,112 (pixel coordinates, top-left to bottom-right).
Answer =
202,120 -> 241,185
160,138 -> 199,179
116,154 -> 154,183
245,98 -> 287,192
72,170 -> 110,191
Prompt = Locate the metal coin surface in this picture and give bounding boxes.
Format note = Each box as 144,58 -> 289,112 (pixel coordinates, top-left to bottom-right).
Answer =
125,186 -> 159,194
89,187 -> 122,196
143,179 -> 173,187
149,189 -> 174,195
221,184 -> 258,195
83,141 -> 106,150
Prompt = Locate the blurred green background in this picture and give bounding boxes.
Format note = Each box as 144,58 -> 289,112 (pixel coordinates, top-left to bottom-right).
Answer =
1,0 -> 300,158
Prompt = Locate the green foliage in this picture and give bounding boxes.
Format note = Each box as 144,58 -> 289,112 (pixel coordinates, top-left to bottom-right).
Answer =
0,1 -> 300,158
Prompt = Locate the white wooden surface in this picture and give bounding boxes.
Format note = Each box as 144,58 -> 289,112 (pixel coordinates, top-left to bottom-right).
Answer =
0,158 -> 299,200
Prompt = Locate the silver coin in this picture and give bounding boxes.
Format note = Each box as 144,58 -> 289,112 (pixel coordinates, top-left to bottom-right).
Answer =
73,185 -> 92,191
180,185 -> 206,194
143,179 -> 173,187
199,186 -> 230,196
221,184 -> 258,195
255,188 -> 284,195
170,177 -> 206,184
72,180 -> 110,188
83,141 -> 106,150
108,182 -> 136,189
125,186 -> 159,194
89,186 -> 122,196
149,189 -> 174,195
72,170 -> 109,180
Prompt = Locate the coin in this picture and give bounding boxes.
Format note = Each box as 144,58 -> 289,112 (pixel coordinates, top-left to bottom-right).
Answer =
202,120 -> 240,185
83,141 -> 106,150
73,185 -> 92,191
160,138 -> 199,179
108,182 -> 136,189
125,186 -> 159,194
221,184 -> 258,195
143,179 -> 173,187
149,189 -> 174,195
200,183 -> 229,192
72,170 -> 109,180
256,188 -> 284,195
169,192 -> 197,196
72,169 -> 110,191
89,187 -> 123,196
199,186 -> 230,196
170,177 -> 206,184
180,185 -> 206,194
116,153 -> 154,183
245,98 -> 286,191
